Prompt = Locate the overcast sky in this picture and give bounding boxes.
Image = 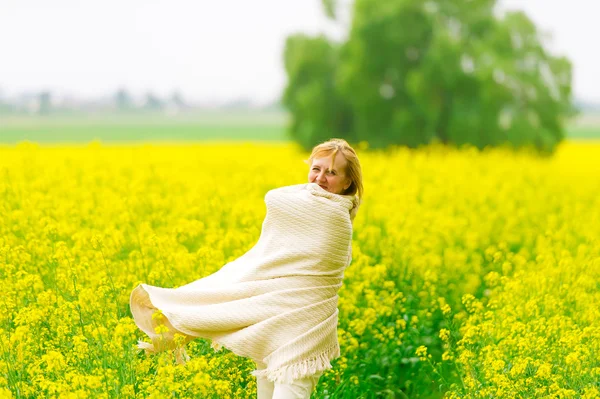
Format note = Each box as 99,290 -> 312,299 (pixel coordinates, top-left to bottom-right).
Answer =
1,0 -> 598,104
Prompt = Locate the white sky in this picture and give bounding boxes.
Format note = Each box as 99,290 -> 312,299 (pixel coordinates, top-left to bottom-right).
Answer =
0,0 -> 598,104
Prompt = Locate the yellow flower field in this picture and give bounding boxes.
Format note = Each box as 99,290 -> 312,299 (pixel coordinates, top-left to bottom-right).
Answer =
0,140 -> 599,398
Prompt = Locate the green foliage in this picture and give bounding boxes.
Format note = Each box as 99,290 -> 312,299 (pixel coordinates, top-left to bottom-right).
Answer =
321,0 -> 336,19
282,34 -> 354,150
283,0 -> 574,153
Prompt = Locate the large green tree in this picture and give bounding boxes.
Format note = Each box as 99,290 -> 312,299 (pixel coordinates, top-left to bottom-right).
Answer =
283,0 -> 573,153
282,35 -> 354,150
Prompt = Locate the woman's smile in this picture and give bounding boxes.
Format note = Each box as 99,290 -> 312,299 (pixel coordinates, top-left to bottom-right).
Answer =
308,153 -> 351,195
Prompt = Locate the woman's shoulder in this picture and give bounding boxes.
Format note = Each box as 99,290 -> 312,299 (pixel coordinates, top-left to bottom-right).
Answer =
266,183 -> 308,195
265,183 -> 356,211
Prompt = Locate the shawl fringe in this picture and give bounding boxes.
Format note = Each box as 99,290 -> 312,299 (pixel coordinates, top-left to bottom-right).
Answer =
250,343 -> 340,384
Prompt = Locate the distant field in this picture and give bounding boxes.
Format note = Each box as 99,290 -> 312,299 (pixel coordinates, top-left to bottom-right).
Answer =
0,111 -> 289,144
567,126 -> 600,139
1,111 -> 599,144
567,113 -> 600,139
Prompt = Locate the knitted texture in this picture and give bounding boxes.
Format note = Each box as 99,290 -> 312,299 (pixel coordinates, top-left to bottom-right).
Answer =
129,182 -> 357,384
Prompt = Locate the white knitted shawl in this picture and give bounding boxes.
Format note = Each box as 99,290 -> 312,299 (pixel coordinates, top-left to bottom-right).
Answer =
130,182 -> 358,384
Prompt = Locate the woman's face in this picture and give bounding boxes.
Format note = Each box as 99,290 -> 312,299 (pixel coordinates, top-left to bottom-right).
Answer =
308,153 -> 351,195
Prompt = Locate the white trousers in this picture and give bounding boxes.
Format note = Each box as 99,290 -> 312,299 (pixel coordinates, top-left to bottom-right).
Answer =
255,364 -> 324,399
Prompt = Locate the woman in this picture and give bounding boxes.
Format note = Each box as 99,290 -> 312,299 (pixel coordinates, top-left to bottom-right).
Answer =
130,138 -> 363,398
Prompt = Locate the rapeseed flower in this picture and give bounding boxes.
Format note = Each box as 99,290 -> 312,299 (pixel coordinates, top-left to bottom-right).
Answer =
1,141 -> 598,398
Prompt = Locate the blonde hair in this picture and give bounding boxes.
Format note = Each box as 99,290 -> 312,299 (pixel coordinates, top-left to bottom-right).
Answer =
305,138 -> 364,220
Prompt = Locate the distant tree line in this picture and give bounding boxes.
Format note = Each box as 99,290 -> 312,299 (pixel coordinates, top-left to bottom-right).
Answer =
114,89 -> 189,112
283,0 -> 575,153
0,89 -> 280,115
0,89 -> 190,114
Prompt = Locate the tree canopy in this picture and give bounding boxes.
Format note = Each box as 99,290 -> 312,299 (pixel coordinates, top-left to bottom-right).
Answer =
282,0 -> 574,153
